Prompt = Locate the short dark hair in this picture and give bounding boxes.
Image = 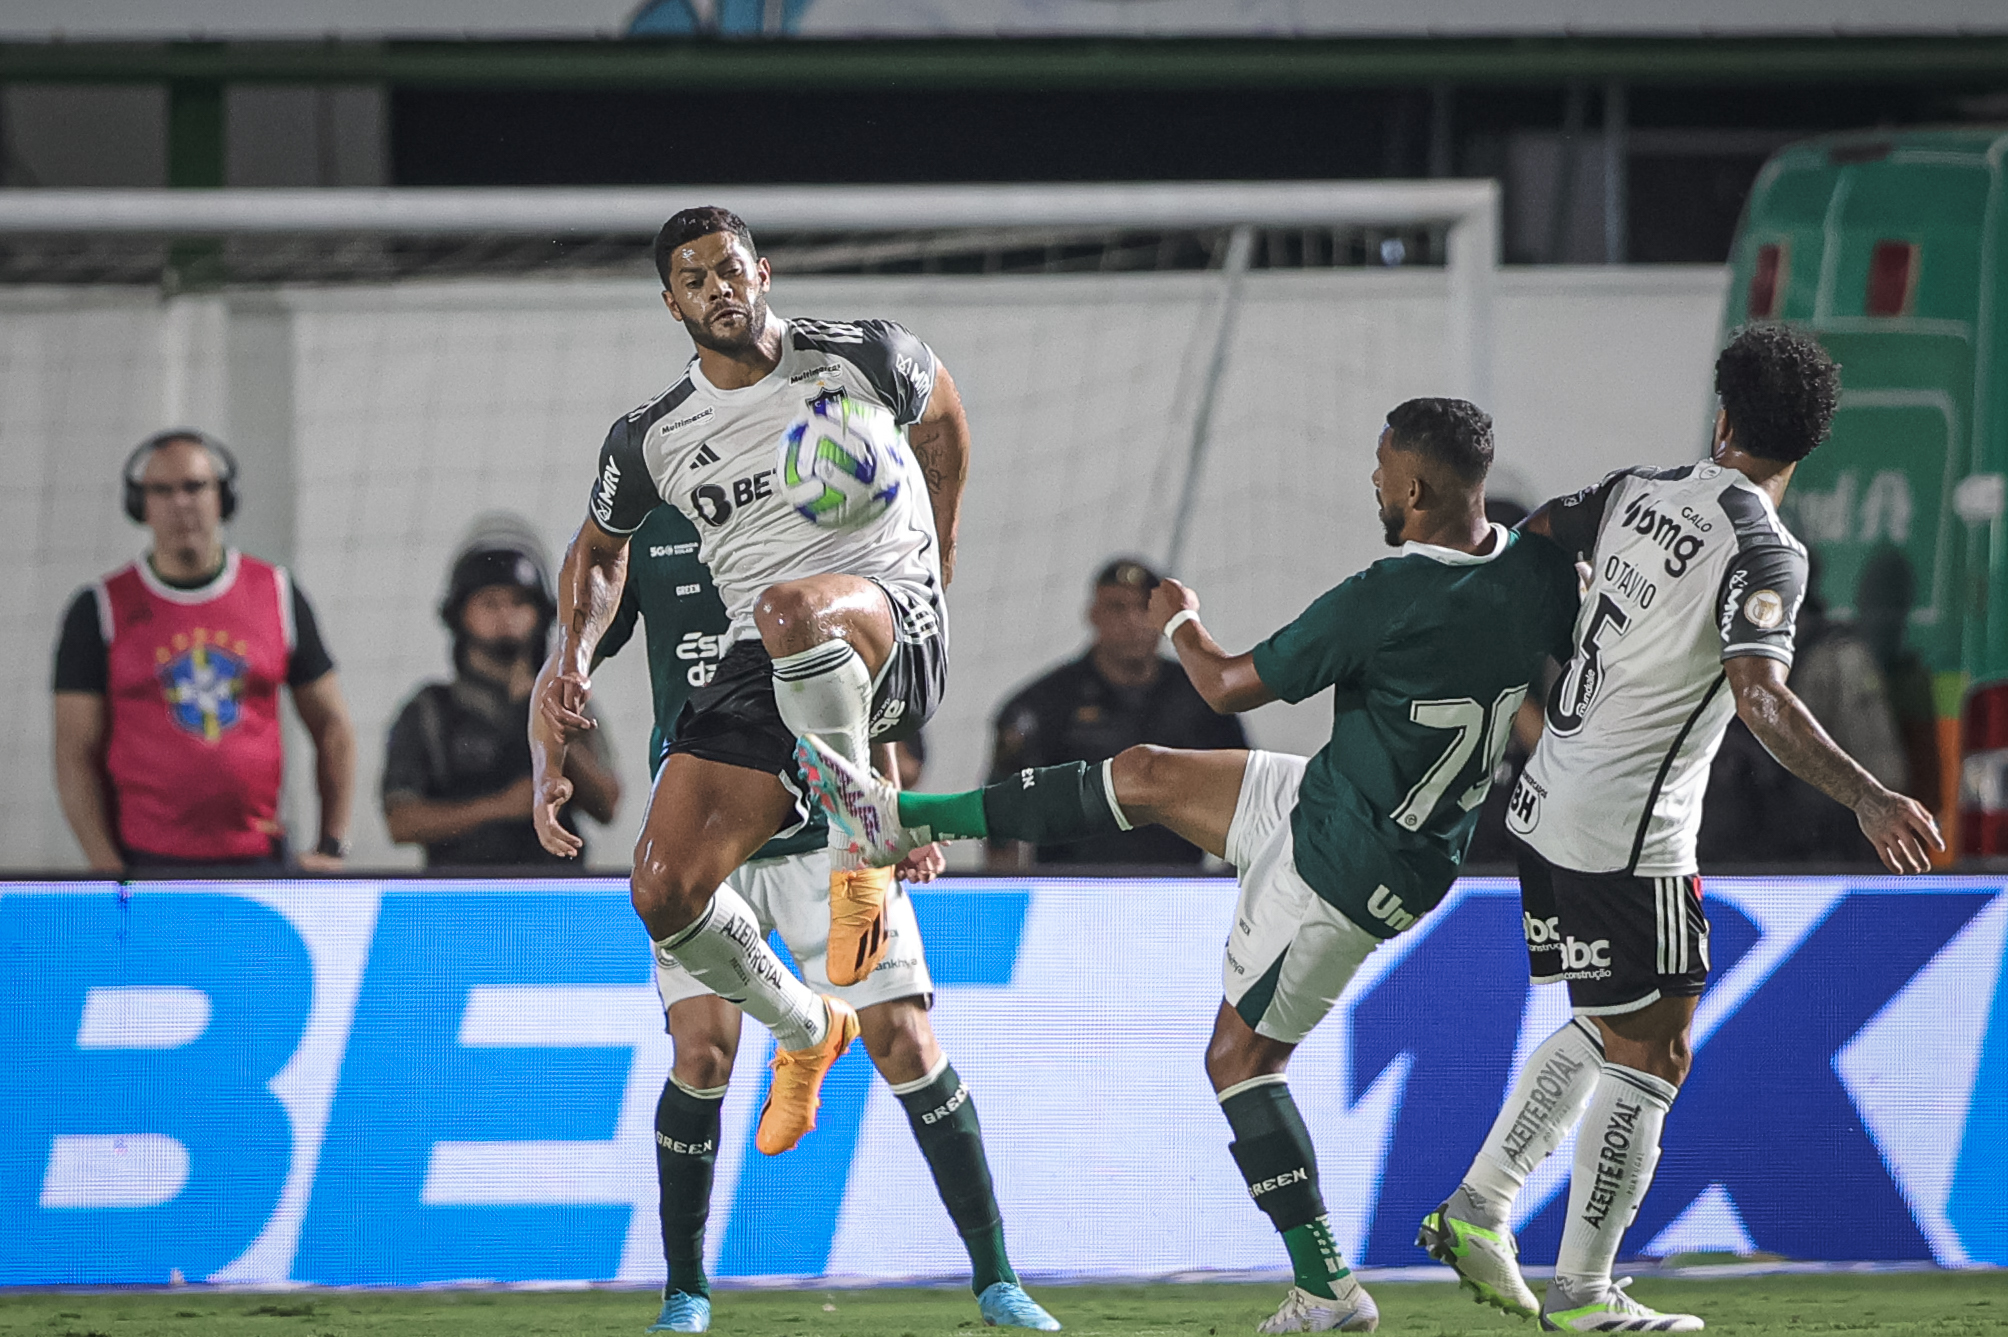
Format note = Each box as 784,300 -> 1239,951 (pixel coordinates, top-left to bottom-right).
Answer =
1714,324 -> 1840,463
654,207 -> 758,287
1384,398 -> 1493,487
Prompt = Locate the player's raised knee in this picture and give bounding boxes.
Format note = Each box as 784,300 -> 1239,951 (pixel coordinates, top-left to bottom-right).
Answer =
630,852 -> 709,938
1112,744 -> 1180,810
753,580 -> 828,649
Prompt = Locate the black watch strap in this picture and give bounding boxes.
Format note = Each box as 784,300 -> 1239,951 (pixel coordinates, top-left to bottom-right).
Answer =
316,834 -> 351,859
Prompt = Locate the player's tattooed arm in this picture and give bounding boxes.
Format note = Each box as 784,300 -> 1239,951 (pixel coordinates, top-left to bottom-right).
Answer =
1148,577 -> 1278,715
538,519 -> 631,739
908,361 -> 970,585
1725,654 -> 1942,874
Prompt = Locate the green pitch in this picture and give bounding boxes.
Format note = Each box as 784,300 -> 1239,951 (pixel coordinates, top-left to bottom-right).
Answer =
1,1274 -> 2004,1336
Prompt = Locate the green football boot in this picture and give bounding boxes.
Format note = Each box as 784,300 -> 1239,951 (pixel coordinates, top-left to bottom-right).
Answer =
1417,1185 -> 1539,1319
1539,1277 -> 1702,1332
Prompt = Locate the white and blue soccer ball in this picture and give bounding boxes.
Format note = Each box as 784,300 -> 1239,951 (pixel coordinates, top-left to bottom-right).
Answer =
777,396 -> 904,530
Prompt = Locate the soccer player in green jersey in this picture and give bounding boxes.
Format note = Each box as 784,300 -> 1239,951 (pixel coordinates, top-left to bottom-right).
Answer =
529,505 -> 1058,1335
800,399 -> 1581,1334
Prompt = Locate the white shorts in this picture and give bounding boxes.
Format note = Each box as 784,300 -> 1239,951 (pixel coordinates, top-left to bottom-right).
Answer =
1220,750 -> 1382,1045
653,848 -> 934,1016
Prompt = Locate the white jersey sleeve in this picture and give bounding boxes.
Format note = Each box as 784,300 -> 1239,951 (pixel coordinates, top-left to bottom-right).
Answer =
1509,463 -> 1808,877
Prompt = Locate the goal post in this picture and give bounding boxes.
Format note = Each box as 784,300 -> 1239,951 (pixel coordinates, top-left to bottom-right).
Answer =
0,180 -> 1502,870
0,179 -> 1500,403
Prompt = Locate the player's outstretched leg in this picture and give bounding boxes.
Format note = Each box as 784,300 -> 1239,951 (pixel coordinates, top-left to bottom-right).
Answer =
634,755 -> 857,1155
650,996 -> 742,1333
757,575 -> 900,987
1209,1006 -> 1377,1334
798,739 -> 1246,865
1418,1017 -> 1606,1319
860,999 -> 1061,1331
1540,1000 -> 1700,1333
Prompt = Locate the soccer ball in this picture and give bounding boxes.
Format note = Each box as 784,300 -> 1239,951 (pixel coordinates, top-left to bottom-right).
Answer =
777,396 -> 904,530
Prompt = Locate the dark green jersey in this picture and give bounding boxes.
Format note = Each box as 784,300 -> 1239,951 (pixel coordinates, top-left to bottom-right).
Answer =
1250,527 -> 1578,938
598,507 -> 828,860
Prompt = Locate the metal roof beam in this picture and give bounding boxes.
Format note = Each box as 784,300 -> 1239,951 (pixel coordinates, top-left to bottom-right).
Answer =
2,36 -> 2008,89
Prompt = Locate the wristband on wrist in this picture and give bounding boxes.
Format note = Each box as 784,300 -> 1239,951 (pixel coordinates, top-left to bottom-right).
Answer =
1162,608 -> 1201,640
315,834 -> 351,860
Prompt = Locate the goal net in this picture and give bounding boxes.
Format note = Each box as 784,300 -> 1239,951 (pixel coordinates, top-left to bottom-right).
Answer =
0,181 -> 1503,870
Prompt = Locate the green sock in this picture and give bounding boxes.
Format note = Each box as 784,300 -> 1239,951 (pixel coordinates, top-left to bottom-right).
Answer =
897,788 -> 990,841
892,1060 -> 1019,1295
899,762 -> 1128,847
1222,1079 -> 1346,1300
1281,1217 -> 1350,1300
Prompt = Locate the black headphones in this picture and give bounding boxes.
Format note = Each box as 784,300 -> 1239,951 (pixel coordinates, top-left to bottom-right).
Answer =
122,429 -> 240,524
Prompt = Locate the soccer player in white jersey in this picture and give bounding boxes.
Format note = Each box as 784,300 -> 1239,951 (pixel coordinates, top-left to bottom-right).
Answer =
536,207 -> 969,1159
1416,325 -> 1942,1333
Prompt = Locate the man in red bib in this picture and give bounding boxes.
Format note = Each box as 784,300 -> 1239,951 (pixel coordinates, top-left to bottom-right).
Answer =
51,431 -> 357,871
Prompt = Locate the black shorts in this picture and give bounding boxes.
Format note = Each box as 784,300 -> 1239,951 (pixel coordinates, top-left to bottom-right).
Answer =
665,577 -> 947,776
1517,842 -> 1710,1017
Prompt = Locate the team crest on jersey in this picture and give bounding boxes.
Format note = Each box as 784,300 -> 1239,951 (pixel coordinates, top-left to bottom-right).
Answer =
1744,588 -> 1786,629
154,630 -> 249,743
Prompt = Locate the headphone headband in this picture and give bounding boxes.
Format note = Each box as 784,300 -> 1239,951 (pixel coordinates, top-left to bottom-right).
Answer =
123,429 -> 240,523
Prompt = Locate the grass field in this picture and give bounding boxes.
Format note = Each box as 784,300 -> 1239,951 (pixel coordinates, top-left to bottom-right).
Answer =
2,1275 -> 2006,1337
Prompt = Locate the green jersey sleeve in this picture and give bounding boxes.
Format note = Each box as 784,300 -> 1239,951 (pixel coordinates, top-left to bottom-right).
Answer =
596,583 -> 640,664
1250,573 -> 1378,704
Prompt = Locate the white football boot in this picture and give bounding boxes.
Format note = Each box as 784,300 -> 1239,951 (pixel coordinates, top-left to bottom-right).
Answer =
794,734 -> 925,867
1255,1281 -> 1379,1334
1539,1277 -> 1702,1332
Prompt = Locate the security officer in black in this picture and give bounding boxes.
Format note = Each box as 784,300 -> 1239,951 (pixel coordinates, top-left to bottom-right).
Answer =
987,558 -> 1247,866
383,520 -> 621,867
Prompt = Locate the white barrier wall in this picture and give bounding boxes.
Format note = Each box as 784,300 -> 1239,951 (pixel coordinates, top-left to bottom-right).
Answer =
0,265 -> 1728,870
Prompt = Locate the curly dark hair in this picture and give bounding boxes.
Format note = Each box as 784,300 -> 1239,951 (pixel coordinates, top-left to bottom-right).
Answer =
1385,397 -> 1493,486
653,207 -> 757,287
1714,324 -> 1841,463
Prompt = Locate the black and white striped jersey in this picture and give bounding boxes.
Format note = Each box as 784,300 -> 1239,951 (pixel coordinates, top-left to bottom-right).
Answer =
588,315 -> 942,642
1506,462 -> 1809,877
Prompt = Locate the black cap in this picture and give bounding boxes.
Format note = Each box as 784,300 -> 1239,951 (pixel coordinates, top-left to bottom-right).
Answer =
1095,557 -> 1160,591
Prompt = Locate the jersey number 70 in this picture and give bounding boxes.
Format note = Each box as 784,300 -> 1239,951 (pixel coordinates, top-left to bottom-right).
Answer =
1391,685 -> 1530,831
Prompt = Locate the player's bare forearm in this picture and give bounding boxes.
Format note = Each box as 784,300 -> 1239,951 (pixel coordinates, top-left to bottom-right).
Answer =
544,520 -> 630,737
52,692 -> 123,871
1173,625 -> 1275,715
909,363 -> 969,585
292,672 -> 355,848
556,519 -> 631,675
1729,657 -> 1876,808
1147,577 -> 1276,714
563,739 -> 621,824
529,652 -> 585,856
1727,654 -> 1942,872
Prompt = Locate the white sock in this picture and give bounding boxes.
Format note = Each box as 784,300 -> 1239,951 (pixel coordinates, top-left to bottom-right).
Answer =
1554,1061 -> 1678,1294
657,886 -> 828,1052
772,639 -> 873,771
1461,1018 -> 1605,1226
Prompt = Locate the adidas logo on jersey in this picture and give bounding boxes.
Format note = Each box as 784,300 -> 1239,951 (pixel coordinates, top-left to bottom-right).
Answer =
687,442 -> 720,470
